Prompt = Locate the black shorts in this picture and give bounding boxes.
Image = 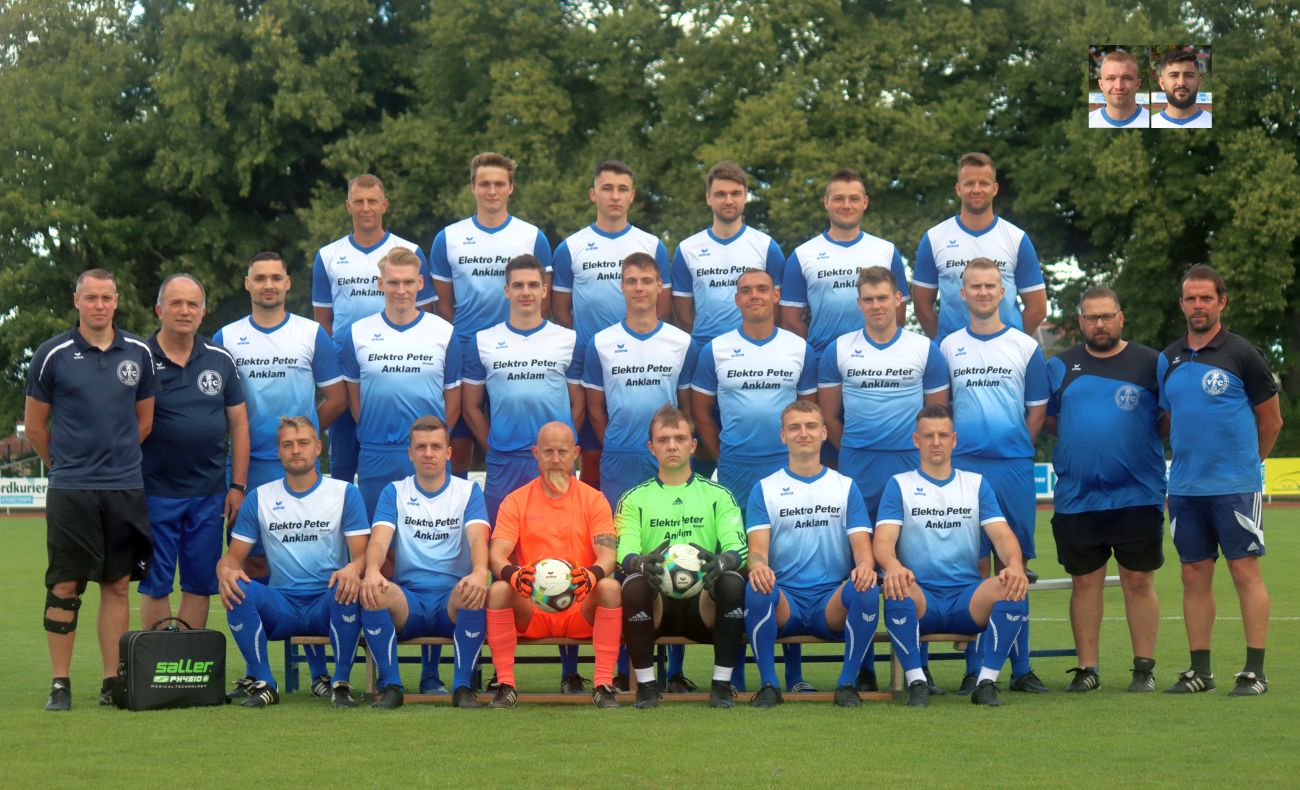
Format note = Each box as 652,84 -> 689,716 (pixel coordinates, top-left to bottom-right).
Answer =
655,594 -> 715,644
1051,505 -> 1164,576
45,488 -> 153,589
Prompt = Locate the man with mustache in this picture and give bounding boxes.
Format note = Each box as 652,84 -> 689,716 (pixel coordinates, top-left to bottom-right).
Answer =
1151,48 -> 1213,128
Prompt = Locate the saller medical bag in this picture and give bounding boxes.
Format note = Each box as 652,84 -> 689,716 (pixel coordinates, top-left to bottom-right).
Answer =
112,617 -> 226,710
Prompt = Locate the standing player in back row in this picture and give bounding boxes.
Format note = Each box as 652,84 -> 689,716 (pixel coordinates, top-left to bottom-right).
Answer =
912,152 -> 1046,343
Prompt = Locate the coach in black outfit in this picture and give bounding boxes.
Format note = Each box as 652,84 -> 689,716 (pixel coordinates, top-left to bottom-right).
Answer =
24,268 -> 157,711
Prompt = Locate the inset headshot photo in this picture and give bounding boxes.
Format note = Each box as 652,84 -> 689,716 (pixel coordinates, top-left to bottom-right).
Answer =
1088,46 -> 1150,129
1150,45 -> 1212,128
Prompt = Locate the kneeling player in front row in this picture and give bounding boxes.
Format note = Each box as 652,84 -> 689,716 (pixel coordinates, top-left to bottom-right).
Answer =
874,404 -> 1029,707
359,416 -> 490,709
744,401 -> 881,708
485,422 -> 624,708
218,417 -> 370,708
617,406 -> 747,708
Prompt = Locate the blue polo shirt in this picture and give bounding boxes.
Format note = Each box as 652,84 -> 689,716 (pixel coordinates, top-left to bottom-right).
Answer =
26,323 -> 156,490
141,332 -> 246,498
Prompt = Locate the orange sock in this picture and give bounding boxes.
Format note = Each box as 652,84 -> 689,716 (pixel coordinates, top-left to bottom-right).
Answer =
592,606 -> 623,688
486,608 -> 518,688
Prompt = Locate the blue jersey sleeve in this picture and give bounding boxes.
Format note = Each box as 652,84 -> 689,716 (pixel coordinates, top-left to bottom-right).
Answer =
465,482 -> 490,526
551,241 -> 573,291
876,477 -> 904,525
1013,235 -> 1045,291
691,342 -> 718,394
311,252 -> 332,307
231,488 -> 261,544
655,240 -> 671,288
428,229 -> 451,281
444,336 -> 462,387
533,231 -> 553,270
415,247 -> 437,304
463,337 -> 486,384
372,482 -> 398,527
922,342 -> 948,393
311,325 -> 344,385
797,342 -> 817,394
582,342 -> 604,388
818,344 -> 843,385
890,248 -> 910,301
745,484 -> 771,531
781,252 -> 808,306
1156,353 -> 1170,412
678,341 -> 700,391
566,341 -> 584,384
1045,356 -> 1065,417
912,234 -> 937,288
765,239 -> 786,284
977,477 -> 1005,523
670,248 -> 692,298
336,327 -> 359,382
341,483 -> 370,536
1025,347 -> 1049,405
845,481 -> 871,533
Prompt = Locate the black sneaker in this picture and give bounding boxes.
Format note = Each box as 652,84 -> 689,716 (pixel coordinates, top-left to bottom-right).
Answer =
612,672 -> 630,692
665,673 -> 698,693
372,684 -> 405,709
970,679 -> 1001,706
1228,671 -> 1268,697
99,677 -> 120,706
310,674 -> 331,698
241,680 -> 280,708
451,686 -> 482,709
634,681 -> 662,709
957,672 -> 979,696
1065,666 -> 1101,693
45,678 -> 71,712
330,681 -> 357,708
488,684 -> 518,708
592,684 -> 621,709
789,680 -> 817,693
707,680 -> 736,708
834,684 -> 862,708
923,667 -> 945,696
1128,658 -> 1156,693
484,674 -> 501,692
905,679 -> 930,708
854,668 -> 879,693
749,683 -> 782,708
1164,669 -> 1215,694
560,674 -> 588,695
226,675 -> 256,702
1010,670 -> 1051,693
419,677 -> 449,695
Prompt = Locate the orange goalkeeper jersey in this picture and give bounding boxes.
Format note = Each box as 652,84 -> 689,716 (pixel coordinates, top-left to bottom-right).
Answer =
493,477 -> 614,567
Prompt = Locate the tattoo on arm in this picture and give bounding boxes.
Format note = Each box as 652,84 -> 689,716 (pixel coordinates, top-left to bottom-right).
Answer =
592,534 -> 617,550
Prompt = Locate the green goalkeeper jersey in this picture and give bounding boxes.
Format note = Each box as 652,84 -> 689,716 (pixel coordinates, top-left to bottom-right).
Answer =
615,473 -> 747,564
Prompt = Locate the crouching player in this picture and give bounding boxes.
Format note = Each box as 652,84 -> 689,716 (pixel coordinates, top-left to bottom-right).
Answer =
217,417 -> 369,708
484,422 -> 624,708
617,406 -> 747,709
874,404 -> 1029,707
358,416 -> 490,709
744,401 -> 881,708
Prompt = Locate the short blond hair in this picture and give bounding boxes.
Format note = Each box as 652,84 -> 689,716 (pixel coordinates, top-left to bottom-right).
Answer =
378,247 -> 422,274
276,415 -> 318,441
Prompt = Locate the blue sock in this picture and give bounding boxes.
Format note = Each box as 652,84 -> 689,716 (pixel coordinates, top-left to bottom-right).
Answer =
453,608 -> 486,691
732,641 -> 748,691
666,644 -> 685,678
744,585 -> 780,689
1010,599 -> 1032,676
328,598 -> 362,685
617,645 -> 631,680
227,579 -> 275,686
835,584 -> 879,688
918,642 -> 929,672
560,644 -> 579,678
303,644 -> 330,680
982,599 -> 1028,674
965,635 -> 981,674
783,644 -> 805,689
362,607 -> 401,689
883,597 -> 922,674
421,646 -> 445,688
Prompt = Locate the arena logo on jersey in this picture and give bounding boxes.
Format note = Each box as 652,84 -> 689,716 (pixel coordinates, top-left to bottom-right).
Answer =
116,359 -> 141,386
197,369 -> 223,396
1114,384 -> 1140,411
152,658 -> 215,686
1201,369 -> 1229,396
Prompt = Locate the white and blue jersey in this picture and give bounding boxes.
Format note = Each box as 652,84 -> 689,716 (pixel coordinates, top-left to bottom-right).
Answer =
747,467 -> 870,600
671,225 -> 785,345
551,224 -> 670,344
337,311 -> 461,451
231,476 -> 370,596
582,321 -> 696,454
780,231 -> 909,354
1088,106 -> 1150,128
941,326 -> 1049,460
818,327 -> 949,451
1159,329 -> 1276,496
214,314 -> 343,461
312,232 -> 435,337
463,320 -> 583,453
373,475 -> 489,593
428,215 -> 551,342
691,328 -> 817,461
1047,343 -> 1166,513
913,216 -> 1044,341
877,468 -> 1003,592
1151,109 -> 1212,128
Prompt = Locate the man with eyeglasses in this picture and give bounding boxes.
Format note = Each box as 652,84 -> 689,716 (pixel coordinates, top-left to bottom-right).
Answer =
1044,286 -> 1166,693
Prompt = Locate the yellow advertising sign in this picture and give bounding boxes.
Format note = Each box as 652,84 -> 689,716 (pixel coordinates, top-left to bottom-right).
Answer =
1265,458 -> 1300,495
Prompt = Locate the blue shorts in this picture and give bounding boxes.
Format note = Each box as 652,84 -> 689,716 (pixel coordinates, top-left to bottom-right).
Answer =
917,583 -> 981,635
955,455 -> 1036,559
230,457 -> 288,558
485,449 -> 538,525
238,583 -> 334,640
600,451 -> 657,507
840,448 -> 918,523
1168,492 -> 1265,563
578,418 -> 603,451
400,586 -> 456,638
718,453 -> 785,516
357,446 -> 416,520
329,410 -> 360,483
139,493 -> 225,598
777,585 -> 843,640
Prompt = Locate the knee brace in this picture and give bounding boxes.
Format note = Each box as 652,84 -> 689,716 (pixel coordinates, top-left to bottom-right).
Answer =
44,590 -> 82,634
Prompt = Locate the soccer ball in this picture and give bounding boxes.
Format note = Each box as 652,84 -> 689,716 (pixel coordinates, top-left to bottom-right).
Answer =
531,558 -> 576,613
658,544 -> 705,599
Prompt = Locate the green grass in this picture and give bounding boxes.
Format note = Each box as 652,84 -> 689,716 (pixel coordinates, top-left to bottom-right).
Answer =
2,510 -> 1297,788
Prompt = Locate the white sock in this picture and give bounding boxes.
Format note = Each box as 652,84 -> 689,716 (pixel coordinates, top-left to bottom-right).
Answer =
905,668 -> 927,685
713,665 -> 734,682
634,667 -> 656,685
978,667 -> 1000,684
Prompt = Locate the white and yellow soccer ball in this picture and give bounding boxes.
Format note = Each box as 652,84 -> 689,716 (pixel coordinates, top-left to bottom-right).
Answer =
531,558 -> 576,612
658,544 -> 705,599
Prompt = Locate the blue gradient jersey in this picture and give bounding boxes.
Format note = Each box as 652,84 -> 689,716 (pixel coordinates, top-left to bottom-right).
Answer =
671,225 -> 785,345
373,475 -> 489,592
941,326 -> 1048,460
463,320 -> 583,453
214,314 -> 343,461
692,328 -> 817,461
1047,342 -> 1166,513
428,215 -> 552,341
231,476 -> 369,595
1159,329 -> 1276,496
818,327 -> 949,451
877,468 -> 1003,592
551,224 -> 671,344
337,311 -> 461,451
912,216 -> 1044,342
312,232 -> 435,337
747,467 -> 870,598
582,321 -> 697,454
781,231 -> 909,354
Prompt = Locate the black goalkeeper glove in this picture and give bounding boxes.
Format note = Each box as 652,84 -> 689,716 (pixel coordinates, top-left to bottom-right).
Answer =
621,539 -> 670,580
692,544 -> 742,593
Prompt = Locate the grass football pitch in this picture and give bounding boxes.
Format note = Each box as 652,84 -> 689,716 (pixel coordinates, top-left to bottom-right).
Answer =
2,509 -> 1296,788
